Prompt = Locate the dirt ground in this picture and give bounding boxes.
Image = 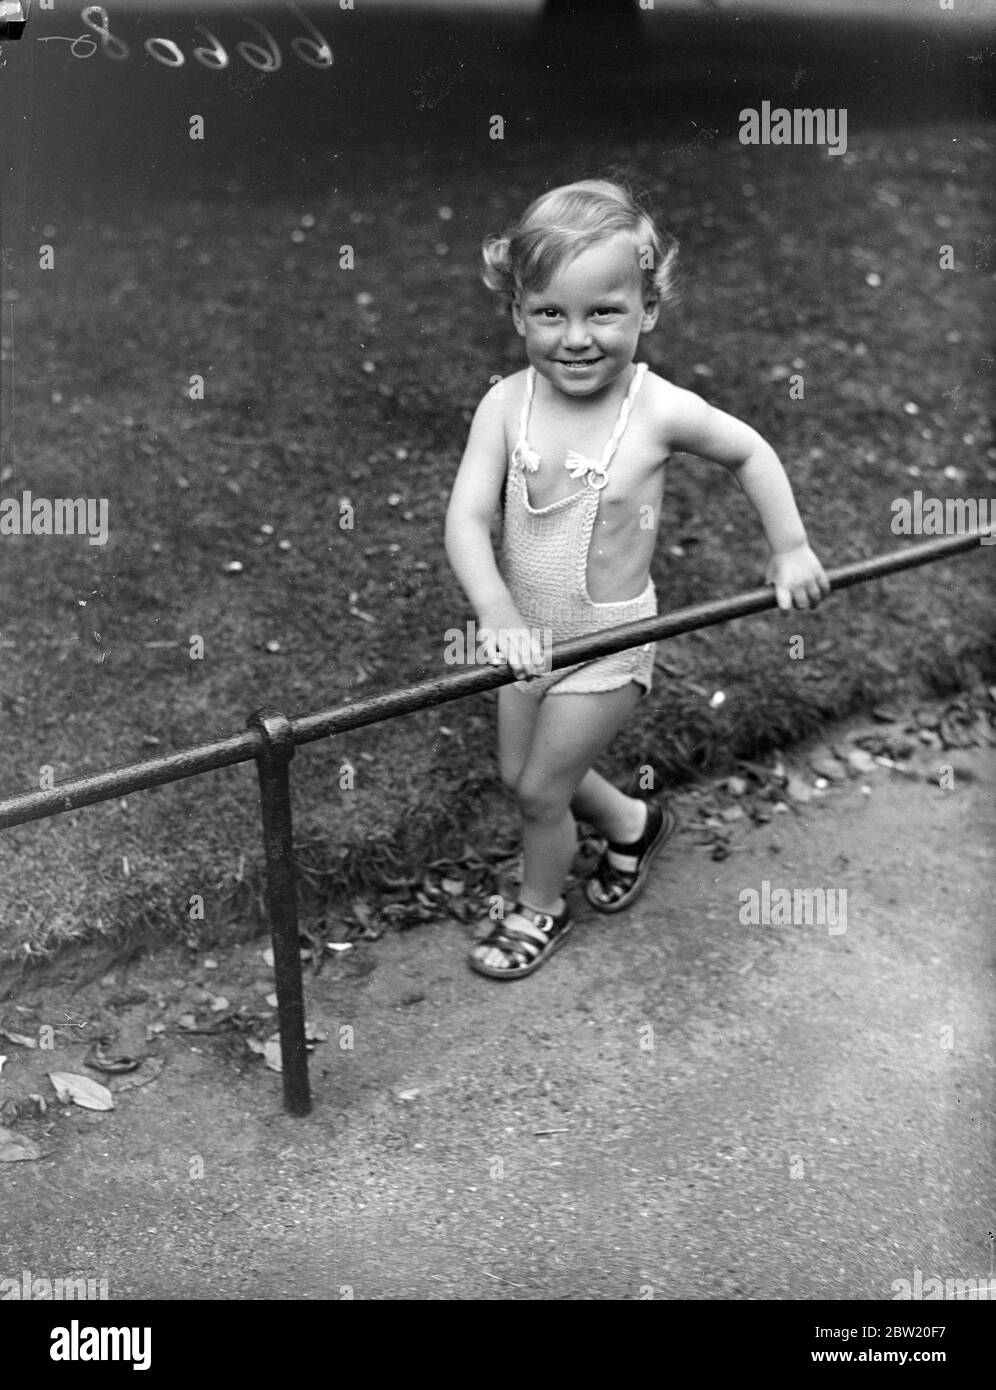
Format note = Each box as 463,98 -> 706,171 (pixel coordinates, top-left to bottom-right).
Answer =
1,709 -> 992,1302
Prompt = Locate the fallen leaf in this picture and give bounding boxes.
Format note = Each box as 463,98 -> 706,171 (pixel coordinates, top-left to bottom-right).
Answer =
1,1093 -> 47,1122
261,946 -> 275,967
266,993 -> 278,1008
0,1126 -> 41,1162
0,1028 -> 37,1049
809,755 -> 847,782
263,1039 -> 283,1073
48,1072 -> 114,1111
786,774 -> 812,803
209,995 -> 230,1012
112,1058 -> 165,1093
846,748 -> 876,774
84,1042 -> 142,1075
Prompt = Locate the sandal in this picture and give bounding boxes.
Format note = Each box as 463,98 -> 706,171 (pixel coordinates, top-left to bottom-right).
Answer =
469,900 -> 573,980
584,802 -> 676,914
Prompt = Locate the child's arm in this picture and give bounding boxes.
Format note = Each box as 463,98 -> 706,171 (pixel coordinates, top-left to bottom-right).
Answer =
445,385 -> 546,676
660,385 -> 830,610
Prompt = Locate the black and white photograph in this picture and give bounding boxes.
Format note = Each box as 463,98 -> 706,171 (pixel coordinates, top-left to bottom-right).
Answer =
0,0 -> 993,1341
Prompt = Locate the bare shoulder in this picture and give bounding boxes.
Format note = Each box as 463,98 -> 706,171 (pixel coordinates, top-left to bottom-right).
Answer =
475,367 -> 528,429
639,369 -> 711,453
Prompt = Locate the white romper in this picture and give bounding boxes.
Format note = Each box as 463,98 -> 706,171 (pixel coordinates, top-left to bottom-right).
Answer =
500,362 -> 657,698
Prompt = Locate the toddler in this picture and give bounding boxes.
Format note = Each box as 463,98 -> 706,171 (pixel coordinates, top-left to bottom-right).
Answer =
445,179 -> 829,980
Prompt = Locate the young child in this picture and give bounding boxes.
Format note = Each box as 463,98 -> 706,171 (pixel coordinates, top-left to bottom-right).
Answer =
445,179 -> 829,981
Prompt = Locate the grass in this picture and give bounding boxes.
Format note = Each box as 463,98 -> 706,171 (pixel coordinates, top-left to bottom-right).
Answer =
0,4 -> 993,967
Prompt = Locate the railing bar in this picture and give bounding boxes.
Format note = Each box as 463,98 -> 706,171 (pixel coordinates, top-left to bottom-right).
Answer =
0,531 -> 989,829
0,730 -> 261,831
291,530 -> 992,743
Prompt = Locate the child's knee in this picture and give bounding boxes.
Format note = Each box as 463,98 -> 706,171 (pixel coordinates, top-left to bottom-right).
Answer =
514,771 -> 570,824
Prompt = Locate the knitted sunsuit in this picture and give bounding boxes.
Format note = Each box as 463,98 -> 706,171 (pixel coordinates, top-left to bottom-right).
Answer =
500,362 -> 657,699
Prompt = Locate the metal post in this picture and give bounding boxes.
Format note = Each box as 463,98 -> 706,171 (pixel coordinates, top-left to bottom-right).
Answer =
248,708 -> 311,1116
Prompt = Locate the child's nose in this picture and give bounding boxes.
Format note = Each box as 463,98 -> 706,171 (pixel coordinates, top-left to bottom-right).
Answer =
563,320 -> 593,347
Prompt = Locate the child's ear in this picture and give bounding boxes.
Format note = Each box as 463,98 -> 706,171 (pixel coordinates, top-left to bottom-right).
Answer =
510,296 -> 527,337
640,295 -> 661,332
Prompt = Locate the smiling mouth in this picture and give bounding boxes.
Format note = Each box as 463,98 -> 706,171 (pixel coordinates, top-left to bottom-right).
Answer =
558,358 -> 603,369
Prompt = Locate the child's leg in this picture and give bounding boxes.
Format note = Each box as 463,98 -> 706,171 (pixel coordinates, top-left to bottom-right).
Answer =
496,681 -> 543,792
571,768 -> 648,845
514,682 -> 643,911
471,681 -> 642,977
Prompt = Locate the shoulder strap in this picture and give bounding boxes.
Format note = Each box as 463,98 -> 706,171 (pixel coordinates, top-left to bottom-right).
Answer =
601,363 -> 648,468
516,366 -> 536,445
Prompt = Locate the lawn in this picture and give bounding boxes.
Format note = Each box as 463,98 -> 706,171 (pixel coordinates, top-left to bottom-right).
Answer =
0,3 -> 992,968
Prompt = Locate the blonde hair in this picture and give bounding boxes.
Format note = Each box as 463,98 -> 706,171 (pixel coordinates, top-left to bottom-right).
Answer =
482,179 -> 678,308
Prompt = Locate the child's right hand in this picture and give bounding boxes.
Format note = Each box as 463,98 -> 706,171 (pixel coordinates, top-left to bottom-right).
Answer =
478,608 -> 550,680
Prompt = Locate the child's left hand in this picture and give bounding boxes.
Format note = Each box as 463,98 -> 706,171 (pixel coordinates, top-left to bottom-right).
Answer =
764,543 -> 831,611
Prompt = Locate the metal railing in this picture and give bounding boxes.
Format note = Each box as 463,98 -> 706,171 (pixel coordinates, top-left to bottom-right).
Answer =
0,529 -> 991,1113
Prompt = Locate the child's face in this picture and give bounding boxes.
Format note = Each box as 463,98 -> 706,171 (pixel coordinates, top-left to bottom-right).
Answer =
511,233 -> 659,397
